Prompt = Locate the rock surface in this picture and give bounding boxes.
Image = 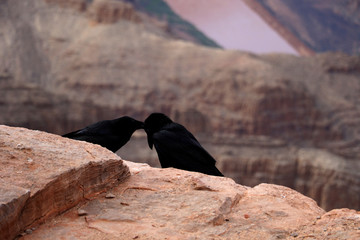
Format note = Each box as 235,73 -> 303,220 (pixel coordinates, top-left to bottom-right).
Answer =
18,160 -> 360,239
0,125 -> 130,240
18,165 -> 323,239
1,0 -> 360,212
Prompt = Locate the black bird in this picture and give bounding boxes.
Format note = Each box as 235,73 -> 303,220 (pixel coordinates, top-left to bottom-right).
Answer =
62,116 -> 144,152
144,113 -> 223,176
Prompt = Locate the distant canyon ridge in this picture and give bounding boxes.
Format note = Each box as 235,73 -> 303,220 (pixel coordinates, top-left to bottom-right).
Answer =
245,0 -> 360,56
166,0 -> 360,55
0,0 -> 360,211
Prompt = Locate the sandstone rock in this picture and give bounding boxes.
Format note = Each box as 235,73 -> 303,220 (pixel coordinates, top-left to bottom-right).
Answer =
44,0 -> 87,12
19,160 -> 360,240
88,0 -> 141,24
45,0 -> 143,24
296,208 -> 360,239
0,183 -> 30,240
0,125 -> 130,240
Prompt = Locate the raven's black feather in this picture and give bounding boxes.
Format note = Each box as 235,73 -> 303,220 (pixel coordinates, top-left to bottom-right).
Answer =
63,116 -> 144,152
144,113 -> 223,176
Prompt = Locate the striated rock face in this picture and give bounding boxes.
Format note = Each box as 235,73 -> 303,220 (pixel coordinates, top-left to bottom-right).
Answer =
88,0 -> 141,24
46,0 -> 143,24
44,0 -> 88,11
0,125 -> 130,240
1,0 -> 360,212
218,145 -> 360,211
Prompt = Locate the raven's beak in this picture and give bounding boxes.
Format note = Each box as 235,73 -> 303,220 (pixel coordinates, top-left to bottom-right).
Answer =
145,129 -> 153,149
135,121 -> 145,129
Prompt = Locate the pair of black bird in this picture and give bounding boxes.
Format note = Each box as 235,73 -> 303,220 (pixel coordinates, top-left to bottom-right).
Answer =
63,113 -> 223,176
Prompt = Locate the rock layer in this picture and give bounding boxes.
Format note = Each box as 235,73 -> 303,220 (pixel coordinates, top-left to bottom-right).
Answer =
0,125 -> 130,240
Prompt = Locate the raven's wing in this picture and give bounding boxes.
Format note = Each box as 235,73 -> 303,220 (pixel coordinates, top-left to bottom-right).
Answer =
62,120 -> 124,152
63,120 -> 113,139
153,123 -> 223,176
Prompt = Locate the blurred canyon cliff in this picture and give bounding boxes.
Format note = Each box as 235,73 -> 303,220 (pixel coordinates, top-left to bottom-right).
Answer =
1,0 -> 360,211
246,0 -> 360,55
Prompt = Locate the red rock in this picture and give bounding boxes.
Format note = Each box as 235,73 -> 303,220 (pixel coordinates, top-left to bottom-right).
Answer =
20,160 -> 360,240
0,125 -> 130,240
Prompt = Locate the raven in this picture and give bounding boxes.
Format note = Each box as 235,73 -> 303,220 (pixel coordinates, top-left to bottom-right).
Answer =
62,116 -> 144,152
144,113 -> 223,176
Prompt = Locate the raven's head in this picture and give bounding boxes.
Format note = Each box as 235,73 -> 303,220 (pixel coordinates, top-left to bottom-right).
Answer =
113,116 -> 144,134
144,113 -> 172,149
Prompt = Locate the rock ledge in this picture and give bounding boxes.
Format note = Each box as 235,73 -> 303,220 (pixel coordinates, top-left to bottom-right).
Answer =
0,125 -> 130,240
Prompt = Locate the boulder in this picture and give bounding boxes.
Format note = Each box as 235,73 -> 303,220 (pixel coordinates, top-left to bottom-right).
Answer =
0,125 -> 130,240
